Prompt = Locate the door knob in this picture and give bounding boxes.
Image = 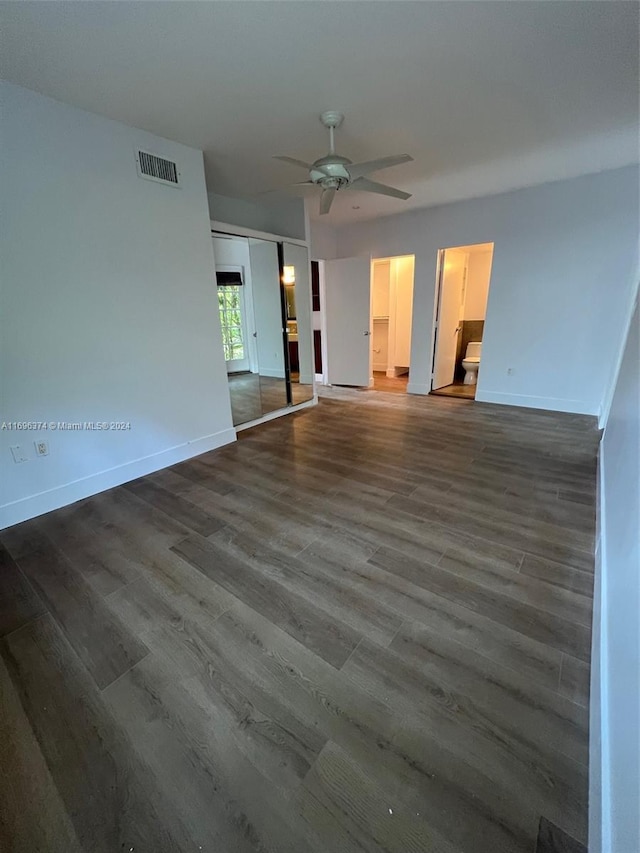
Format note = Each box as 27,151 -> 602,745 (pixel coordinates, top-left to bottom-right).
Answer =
363,331 -> 371,336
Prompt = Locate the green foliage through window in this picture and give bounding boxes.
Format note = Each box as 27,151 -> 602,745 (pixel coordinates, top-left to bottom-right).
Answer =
218,285 -> 245,361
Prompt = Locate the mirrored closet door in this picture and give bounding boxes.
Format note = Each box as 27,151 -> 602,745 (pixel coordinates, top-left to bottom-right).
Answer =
283,242 -> 314,406
214,233 -> 313,427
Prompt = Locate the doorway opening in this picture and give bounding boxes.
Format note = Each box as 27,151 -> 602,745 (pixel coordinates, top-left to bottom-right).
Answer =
370,255 -> 415,394
430,242 -> 494,400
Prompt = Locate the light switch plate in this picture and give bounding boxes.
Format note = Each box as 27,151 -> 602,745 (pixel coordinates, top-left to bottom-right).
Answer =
10,445 -> 29,463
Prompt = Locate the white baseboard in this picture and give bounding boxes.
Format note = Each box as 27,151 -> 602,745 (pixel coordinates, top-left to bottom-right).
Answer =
373,363 -> 387,372
476,389 -> 594,415
590,450 -> 611,853
235,396 -> 317,432
0,427 -> 237,530
407,382 -> 430,395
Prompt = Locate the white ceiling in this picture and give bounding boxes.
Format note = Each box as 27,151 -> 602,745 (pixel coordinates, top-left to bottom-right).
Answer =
1,1 -> 638,225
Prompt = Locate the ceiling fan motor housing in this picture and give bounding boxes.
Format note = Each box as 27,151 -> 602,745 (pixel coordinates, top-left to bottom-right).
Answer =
310,154 -> 352,188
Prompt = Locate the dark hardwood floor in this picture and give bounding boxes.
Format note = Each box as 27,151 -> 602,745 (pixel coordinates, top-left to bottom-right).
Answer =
0,387 -> 598,853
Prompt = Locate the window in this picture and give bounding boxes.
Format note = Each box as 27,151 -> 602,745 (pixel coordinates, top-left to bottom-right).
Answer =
217,285 -> 245,361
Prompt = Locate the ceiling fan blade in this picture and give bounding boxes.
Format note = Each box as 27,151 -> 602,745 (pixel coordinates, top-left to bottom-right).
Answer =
273,156 -> 313,170
256,181 -> 317,197
349,177 -> 411,200
319,187 -> 336,215
347,154 -> 413,181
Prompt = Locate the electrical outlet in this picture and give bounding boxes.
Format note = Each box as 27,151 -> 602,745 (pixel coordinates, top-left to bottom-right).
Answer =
10,445 -> 28,463
34,440 -> 49,457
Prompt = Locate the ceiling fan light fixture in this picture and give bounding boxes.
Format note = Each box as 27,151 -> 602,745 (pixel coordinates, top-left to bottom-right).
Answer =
274,111 -> 414,215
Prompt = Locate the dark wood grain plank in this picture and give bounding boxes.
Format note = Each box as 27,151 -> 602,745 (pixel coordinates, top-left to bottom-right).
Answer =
388,621 -> 589,766
208,526 -> 404,647
0,654 -> 83,853
536,816 -> 587,853
124,477 -> 225,536
14,532 -> 148,690
302,740 -> 461,853
521,554 -> 595,595
342,637 -> 587,845
103,650 -> 299,853
299,528 -> 565,692
437,536 -> 592,626
172,533 -> 362,668
388,491 -> 594,572
0,544 -> 45,637
370,545 -> 592,662
559,654 -> 591,707
1,615 -> 194,852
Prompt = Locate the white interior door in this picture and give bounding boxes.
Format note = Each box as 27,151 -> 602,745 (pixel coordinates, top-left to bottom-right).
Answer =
432,249 -> 464,390
324,257 -> 372,386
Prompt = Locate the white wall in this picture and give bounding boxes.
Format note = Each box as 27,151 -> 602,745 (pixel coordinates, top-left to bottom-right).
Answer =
336,166 -> 639,412
208,192 -> 306,241
372,261 -> 391,317
463,248 -> 492,320
0,83 -> 235,529
309,219 -> 338,260
591,289 -> 639,853
390,256 -> 414,368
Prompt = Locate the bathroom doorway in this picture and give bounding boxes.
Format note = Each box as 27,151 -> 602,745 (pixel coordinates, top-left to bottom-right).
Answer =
430,242 -> 494,400
370,255 -> 415,394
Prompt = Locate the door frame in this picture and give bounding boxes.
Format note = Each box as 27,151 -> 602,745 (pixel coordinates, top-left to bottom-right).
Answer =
370,254 -> 416,390
429,242 -> 495,395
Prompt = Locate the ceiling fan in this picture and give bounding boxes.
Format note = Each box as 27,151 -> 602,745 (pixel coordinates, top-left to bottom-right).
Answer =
274,111 -> 414,215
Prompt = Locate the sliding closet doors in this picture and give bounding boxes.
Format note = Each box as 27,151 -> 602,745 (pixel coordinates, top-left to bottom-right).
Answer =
214,233 -> 313,427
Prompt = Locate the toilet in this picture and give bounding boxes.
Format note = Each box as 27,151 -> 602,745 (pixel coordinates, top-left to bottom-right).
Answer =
462,341 -> 482,385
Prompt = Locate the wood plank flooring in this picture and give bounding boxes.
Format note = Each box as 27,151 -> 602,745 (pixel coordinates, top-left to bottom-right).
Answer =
0,387 -> 598,853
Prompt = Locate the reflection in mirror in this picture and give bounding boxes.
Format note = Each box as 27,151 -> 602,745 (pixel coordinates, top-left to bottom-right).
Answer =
247,238 -> 288,417
214,234 -> 287,426
283,243 -> 314,405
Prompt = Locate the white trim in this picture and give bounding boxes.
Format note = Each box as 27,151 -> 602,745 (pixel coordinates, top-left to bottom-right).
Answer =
599,282 -> 639,428
407,382 -> 430,395
210,220 -> 308,248
590,449 -> 612,853
258,368 -> 286,379
475,389 -> 595,415
235,396 -> 317,432
314,372 -> 324,384
0,427 -> 237,530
